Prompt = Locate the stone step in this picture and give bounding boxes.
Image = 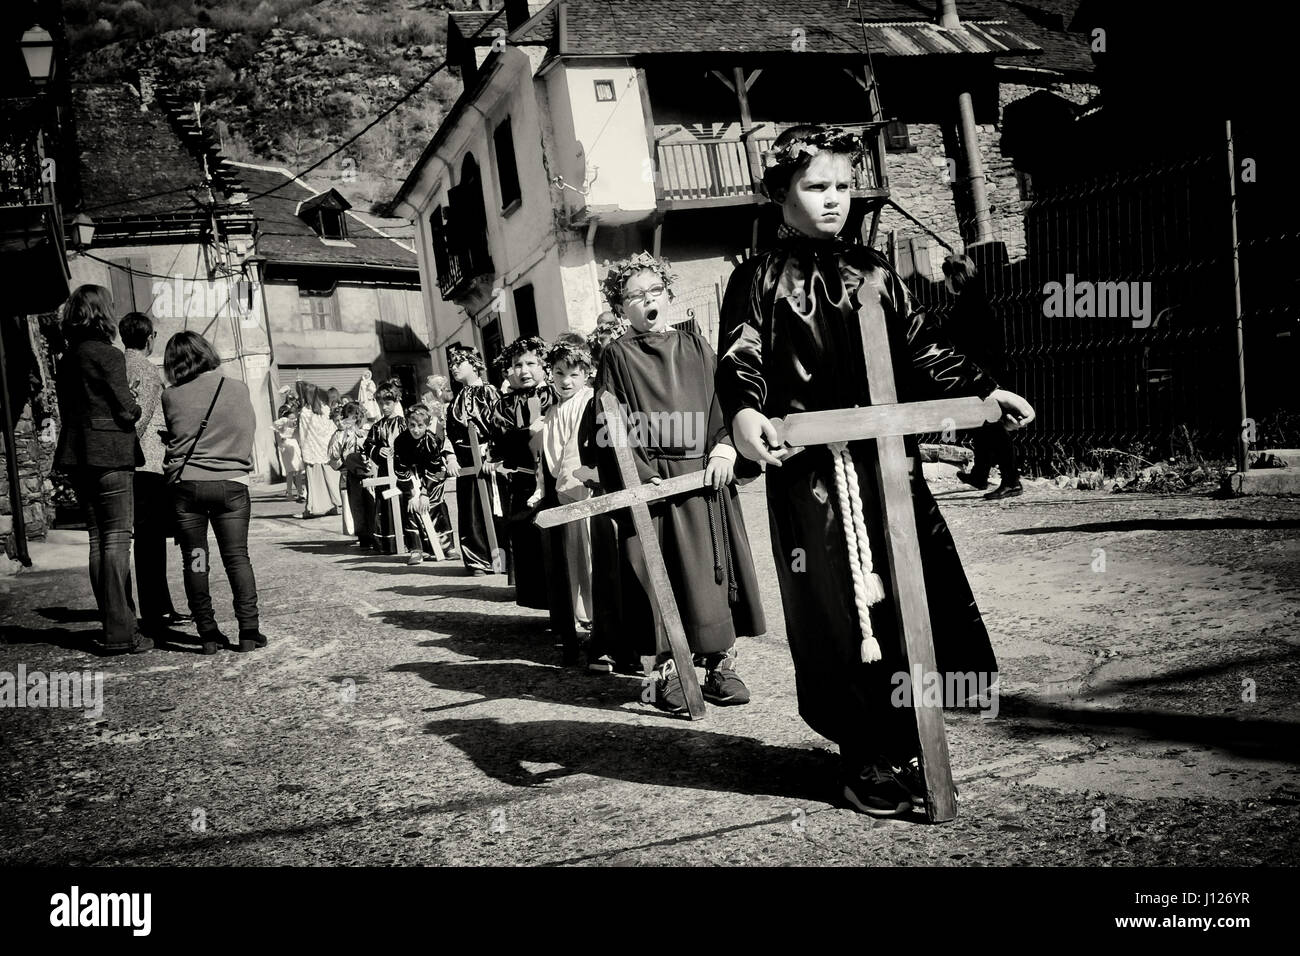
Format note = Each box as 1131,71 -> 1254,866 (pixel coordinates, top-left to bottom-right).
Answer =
1252,448 -> 1300,468
1230,468 -> 1300,496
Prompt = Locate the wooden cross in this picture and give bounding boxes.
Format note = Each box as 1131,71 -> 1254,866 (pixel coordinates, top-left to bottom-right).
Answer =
535,392 -> 708,719
766,291 -> 1001,823
361,431 -> 406,556
464,425 -> 502,565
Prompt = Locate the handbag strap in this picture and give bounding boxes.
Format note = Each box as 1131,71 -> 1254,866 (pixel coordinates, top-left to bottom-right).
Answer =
169,377 -> 225,483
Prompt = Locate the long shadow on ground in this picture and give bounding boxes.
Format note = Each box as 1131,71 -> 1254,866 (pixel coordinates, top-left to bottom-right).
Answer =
1003,517 -> 1300,535
424,715 -> 838,803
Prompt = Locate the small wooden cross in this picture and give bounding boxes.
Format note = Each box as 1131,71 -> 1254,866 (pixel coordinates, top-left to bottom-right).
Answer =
464,425 -> 502,566
763,289 -> 1002,823
536,392 -> 708,719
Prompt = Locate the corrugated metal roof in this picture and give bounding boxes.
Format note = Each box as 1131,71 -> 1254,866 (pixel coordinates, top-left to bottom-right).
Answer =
862,20 -> 1040,56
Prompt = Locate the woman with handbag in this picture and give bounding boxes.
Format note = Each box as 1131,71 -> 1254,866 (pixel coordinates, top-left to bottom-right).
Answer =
161,331 -> 267,655
53,285 -> 152,655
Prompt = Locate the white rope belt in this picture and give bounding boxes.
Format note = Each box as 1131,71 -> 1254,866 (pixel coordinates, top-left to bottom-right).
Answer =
829,441 -> 887,663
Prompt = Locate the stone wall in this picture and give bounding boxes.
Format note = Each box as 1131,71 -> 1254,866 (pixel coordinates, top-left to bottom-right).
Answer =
1,316 -> 60,558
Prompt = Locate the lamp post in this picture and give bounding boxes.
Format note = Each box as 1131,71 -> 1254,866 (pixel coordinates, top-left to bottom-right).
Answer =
20,26 -> 55,85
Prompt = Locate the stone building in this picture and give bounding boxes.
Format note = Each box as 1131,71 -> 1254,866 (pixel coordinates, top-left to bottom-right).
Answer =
390,0 -> 1096,376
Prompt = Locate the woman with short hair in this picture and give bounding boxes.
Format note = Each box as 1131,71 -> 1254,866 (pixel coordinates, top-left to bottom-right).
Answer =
161,331 -> 267,654
53,285 -> 151,654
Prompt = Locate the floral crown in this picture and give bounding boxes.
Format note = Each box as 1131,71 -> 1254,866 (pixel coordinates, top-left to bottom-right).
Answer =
761,126 -> 863,173
600,252 -> 677,310
500,335 -> 551,369
448,343 -> 486,374
547,341 -> 594,373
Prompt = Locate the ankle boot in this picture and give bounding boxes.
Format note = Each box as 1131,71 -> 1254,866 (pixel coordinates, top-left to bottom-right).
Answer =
237,629 -> 268,653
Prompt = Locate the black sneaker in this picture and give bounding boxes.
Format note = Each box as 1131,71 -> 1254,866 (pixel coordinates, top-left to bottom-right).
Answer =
895,758 -> 959,813
842,761 -> 913,818
648,658 -> 689,714
703,658 -> 751,705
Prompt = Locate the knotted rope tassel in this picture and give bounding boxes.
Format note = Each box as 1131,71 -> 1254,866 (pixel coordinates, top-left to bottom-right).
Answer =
829,441 -> 887,663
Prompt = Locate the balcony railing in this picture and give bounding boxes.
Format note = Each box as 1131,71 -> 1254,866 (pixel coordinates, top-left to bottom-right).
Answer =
654,133 -> 887,206
431,216 -> 493,301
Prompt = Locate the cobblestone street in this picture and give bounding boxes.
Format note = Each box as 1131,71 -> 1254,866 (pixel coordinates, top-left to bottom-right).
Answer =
3,474 -> 1298,866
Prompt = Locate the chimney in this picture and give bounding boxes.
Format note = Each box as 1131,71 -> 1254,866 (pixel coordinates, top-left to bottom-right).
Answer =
936,0 -> 960,28
137,67 -> 156,112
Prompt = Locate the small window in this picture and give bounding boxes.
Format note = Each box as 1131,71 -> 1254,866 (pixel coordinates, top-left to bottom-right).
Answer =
884,120 -> 913,153
594,79 -> 616,102
513,285 -> 539,339
317,209 -> 347,240
493,117 -> 522,211
298,290 -> 340,331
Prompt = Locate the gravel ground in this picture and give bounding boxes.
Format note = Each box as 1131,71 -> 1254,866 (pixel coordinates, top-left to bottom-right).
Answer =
2,470 -> 1297,866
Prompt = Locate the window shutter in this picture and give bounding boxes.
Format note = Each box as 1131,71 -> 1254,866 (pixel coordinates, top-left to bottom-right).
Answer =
494,117 -> 522,209
129,257 -> 154,314
106,258 -> 134,315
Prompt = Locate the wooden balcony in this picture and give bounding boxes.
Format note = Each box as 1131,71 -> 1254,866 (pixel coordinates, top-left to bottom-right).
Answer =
430,208 -> 493,302
654,131 -> 889,211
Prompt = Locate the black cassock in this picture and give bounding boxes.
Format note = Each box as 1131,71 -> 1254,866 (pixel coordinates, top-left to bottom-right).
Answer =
716,231 -> 1000,764
448,383 -> 505,573
362,413 -> 406,554
594,329 -> 765,657
490,384 -> 555,609
393,425 -> 455,556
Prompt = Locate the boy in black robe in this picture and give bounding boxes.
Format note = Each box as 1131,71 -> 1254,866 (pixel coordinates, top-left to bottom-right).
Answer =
489,336 -> 556,610
362,384 -> 407,555
393,403 -> 458,564
447,344 -> 507,575
717,125 -> 1036,817
595,254 -> 766,713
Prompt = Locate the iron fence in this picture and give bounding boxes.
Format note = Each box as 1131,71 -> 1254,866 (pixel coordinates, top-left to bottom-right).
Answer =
889,150 -> 1296,474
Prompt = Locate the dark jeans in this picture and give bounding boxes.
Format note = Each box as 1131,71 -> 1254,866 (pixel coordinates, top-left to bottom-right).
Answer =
73,467 -> 138,645
133,471 -> 180,622
172,479 -> 259,634
971,420 -> 1020,486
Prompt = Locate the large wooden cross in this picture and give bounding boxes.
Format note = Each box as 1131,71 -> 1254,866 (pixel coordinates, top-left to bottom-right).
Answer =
537,392 -> 710,719
538,296 -> 1002,819
771,292 -> 1000,823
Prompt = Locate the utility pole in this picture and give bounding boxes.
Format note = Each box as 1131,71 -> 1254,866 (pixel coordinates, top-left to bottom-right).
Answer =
1226,119 -> 1248,474
938,0 -> 994,246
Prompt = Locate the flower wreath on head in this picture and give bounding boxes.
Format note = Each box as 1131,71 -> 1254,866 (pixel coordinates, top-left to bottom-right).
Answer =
761,126 -> 864,172
448,343 -> 486,375
600,252 -> 678,311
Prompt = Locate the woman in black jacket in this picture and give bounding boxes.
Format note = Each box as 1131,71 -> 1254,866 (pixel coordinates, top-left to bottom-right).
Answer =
54,285 -> 152,654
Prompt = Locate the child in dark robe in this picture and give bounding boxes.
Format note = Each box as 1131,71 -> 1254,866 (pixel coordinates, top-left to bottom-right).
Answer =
327,401 -> 375,548
393,403 -> 458,564
362,384 -> 406,554
447,344 -> 506,576
578,315 -> 643,675
594,254 -> 766,714
489,336 -> 556,610
716,125 -> 1037,817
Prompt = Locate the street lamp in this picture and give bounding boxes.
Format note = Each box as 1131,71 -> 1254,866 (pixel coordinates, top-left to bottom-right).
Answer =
71,211 -> 95,249
20,25 -> 55,85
